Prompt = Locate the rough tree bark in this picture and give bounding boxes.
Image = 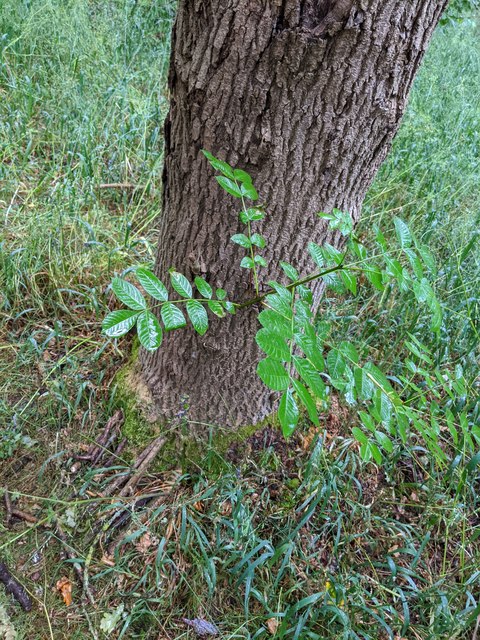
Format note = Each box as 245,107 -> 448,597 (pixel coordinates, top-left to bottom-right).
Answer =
141,0 -> 449,428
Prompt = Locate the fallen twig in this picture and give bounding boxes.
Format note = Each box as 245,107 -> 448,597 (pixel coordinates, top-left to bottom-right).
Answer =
119,437 -> 166,497
11,508 -> 38,524
100,436 -> 158,497
103,437 -> 127,469
86,410 -> 123,462
0,560 -> 32,611
4,489 -> 12,527
3,488 -> 38,524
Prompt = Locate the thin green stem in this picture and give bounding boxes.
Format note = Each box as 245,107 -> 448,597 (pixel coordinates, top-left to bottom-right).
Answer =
240,191 -> 260,296
150,297 -> 212,311
234,259 -> 348,309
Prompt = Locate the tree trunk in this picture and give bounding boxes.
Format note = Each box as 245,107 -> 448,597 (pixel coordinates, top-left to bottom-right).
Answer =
141,0 -> 448,429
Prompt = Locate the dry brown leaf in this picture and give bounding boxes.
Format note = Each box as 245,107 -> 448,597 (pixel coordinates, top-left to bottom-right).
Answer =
300,426 -> 320,451
220,501 -> 232,516
135,532 -> 157,554
56,576 -> 73,606
266,618 -> 279,635
101,553 -> 115,567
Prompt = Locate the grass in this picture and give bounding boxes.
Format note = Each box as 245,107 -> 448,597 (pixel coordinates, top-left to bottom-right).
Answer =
0,1 -> 479,639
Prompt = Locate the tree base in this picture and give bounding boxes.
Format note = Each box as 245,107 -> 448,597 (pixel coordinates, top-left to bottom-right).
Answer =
113,343 -> 274,471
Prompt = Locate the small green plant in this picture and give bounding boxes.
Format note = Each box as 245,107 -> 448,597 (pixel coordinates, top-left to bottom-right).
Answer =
103,151 -> 478,466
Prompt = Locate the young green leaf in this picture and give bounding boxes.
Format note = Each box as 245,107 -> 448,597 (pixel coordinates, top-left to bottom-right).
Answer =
250,233 -> 266,248
161,302 -> 187,331
294,300 -> 313,327
327,349 -> 347,379
186,300 -> 209,335
295,334 -> 324,371
404,248 -> 425,279
112,278 -> 146,311
363,361 -> 398,402
370,442 -> 383,465
240,207 -> 265,223
308,242 -> 324,268
207,300 -> 226,317
255,328 -> 291,362
292,379 -> 319,426
202,150 -> 235,179
318,209 -> 353,236
194,276 -> 212,299
254,255 -> 267,267
240,182 -> 258,201
374,430 -> 393,453
293,356 -> 326,400
279,261 -> 299,282
170,271 -> 192,298
265,293 -> 293,318
233,168 -> 253,184
240,256 -> 254,269
394,217 -> 412,248
297,284 -> 313,303
278,389 -> 299,437
364,266 -> 384,291
216,176 -> 243,198
136,268 -> 168,302
231,234 -> 252,248
258,309 -> 293,340
354,367 -> 375,401
137,311 -> 163,351
429,297 -> 442,333
216,288 -> 227,300
359,411 -> 376,433
352,426 -> 369,446
257,358 -> 290,391
372,389 -> 393,426
340,270 -> 357,295
338,341 -> 359,364
322,243 -> 344,265
102,310 -> 139,337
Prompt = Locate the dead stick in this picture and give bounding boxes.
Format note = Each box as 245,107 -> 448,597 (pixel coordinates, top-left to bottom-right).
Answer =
101,436 -> 161,497
4,489 -> 12,527
88,410 -> 123,461
0,560 -> 32,611
103,437 -> 127,469
119,437 -> 166,497
91,431 -> 120,466
93,436 -> 165,533
101,470 -> 131,498
11,509 -> 37,524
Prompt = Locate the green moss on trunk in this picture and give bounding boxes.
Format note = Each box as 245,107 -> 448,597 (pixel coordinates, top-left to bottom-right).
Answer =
111,342 -> 274,471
